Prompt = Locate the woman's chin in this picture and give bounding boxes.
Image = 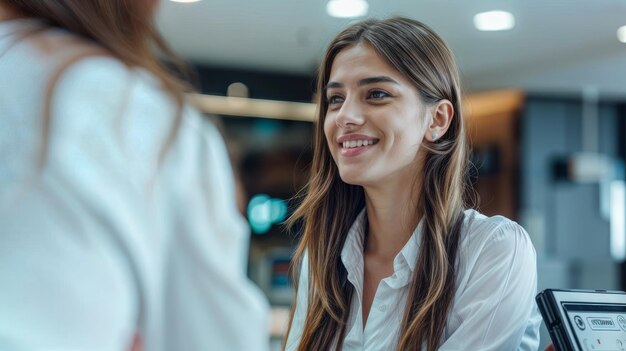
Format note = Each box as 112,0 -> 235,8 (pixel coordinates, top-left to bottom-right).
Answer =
338,171 -> 371,187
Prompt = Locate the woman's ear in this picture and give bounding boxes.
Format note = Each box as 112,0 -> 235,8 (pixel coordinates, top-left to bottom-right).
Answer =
426,100 -> 454,142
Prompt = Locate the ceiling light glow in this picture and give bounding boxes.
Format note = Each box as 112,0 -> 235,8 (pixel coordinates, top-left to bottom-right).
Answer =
326,0 -> 368,19
618,25 -> 626,43
169,0 -> 201,3
474,10 -> 515,31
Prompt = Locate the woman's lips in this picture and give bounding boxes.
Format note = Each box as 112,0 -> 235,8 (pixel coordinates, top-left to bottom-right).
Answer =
337,135 -> 379,157
340,143 -> 375,157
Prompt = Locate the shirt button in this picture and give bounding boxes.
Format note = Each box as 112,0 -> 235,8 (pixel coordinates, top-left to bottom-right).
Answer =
378,304 -> 387,312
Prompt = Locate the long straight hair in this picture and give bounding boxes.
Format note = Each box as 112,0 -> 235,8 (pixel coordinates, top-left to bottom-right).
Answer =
2,0 -> 192,166
286,17 -> 472,351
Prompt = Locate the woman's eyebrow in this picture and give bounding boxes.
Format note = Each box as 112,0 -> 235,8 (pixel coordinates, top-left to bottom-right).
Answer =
324,76 -> 399,91
324,81 -> 344,91
358,76 -> 399,86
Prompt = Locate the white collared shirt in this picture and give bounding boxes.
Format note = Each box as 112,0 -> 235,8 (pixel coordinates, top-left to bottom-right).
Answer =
0,19 -> 269,351
286,209 -> 542,351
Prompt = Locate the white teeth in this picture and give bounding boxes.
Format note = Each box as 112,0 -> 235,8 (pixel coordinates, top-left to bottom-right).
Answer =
341,139 -> 375,149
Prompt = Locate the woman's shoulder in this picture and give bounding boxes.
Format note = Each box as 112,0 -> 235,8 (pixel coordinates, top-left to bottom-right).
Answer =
1,19 -> 110,73
460,209 -> 534,251
55,55 -> 175,118
1,19 -> 167,103
455,210 -> 537,291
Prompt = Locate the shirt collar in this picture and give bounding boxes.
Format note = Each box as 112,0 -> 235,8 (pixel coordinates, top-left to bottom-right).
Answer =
398,219 -> 423,272
340,208 -> 367,271
340,208 -> 424,273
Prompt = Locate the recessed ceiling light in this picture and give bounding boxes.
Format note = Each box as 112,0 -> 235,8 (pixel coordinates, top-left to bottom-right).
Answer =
473,10 -> 515,31
618,25 -> 626,43
326,0 -> 368,19
169,0 -> 201,3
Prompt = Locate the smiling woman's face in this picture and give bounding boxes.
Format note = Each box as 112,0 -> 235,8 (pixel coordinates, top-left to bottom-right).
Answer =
323,42 -> 430,188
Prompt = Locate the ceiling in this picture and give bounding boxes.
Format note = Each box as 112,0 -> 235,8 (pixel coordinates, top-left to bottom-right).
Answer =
156,0 -> 626,97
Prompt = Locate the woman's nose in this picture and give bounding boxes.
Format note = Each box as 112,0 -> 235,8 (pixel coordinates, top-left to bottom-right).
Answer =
334,97 -> 365,129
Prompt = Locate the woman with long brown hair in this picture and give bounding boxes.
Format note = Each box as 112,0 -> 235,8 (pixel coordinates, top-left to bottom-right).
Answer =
0,1 -> 268,350
285,17 -> 541,351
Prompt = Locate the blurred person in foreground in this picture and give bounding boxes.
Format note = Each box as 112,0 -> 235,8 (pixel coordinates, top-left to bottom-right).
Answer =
0,1 -> 269,350
284,17 -> 542,351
